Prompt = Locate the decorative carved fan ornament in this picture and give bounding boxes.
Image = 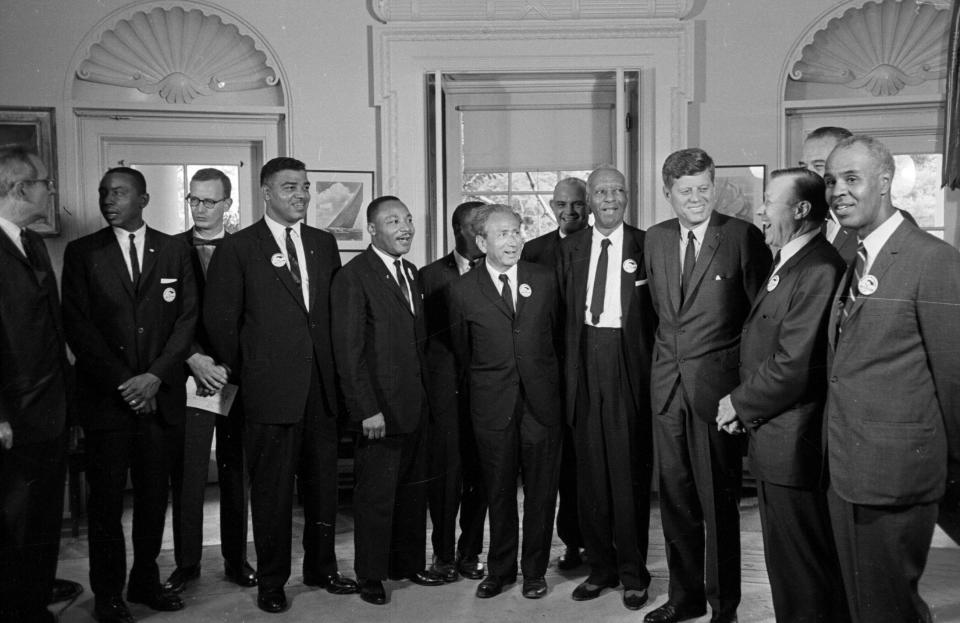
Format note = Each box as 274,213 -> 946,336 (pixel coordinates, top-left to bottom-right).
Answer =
790,0 -> 949,96
76,7 -> 278,104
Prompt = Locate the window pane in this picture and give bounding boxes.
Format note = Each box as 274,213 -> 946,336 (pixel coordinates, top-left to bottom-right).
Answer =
892,154 -> 944,229
511,171 -> 558,192
513,194 -> 556,240
464,172 -> 508,193
561,170 -> 592,181
131,164 -> 187,234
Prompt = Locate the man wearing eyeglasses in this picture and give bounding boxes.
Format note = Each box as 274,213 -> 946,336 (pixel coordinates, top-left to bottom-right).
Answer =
163,168 -> 255,594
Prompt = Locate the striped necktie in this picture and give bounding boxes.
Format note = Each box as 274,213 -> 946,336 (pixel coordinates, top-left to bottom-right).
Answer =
840,240 -> 866,332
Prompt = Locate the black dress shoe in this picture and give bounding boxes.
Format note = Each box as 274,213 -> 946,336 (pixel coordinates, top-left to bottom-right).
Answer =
126,585 -> 184,612
359,578 -> 386,605
643,601 -> 707,623
162,564 -> 200,593
557,547 -> 584,570
476,574 -> 511,598
623,588 -> 649,610
522,576 -> 547,599
456,557 -> 486,580
224,560 -> 257,587
303,572 -> 359,594
429,559 -> 459,583
571,578 -> 618,601
50,578 -> 84,604
93,596 -> 135,623
407,569 -> 445,586
257,587 -> 288,613
710,612 -> 738,623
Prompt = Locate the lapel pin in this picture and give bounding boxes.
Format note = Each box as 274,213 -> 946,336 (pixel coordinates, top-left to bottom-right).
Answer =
622,259 -> 637,274
766,275 -> 779,292
271,253 -> 286,268
858,274 -> 878,296
518,283 -> 532,298
162,287 -> 177,302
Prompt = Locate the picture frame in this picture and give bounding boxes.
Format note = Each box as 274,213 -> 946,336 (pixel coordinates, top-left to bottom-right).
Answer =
308,169 -> 375,250
0,107 -> 59,236
714,165 -> 765,226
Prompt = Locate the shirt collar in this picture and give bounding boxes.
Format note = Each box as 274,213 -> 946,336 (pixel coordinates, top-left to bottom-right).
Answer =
193,227 -> 225,240
112,222 -> 147,244
453,249 -> 473,274
679,218 -> 710,243
593,222 -> 624,246
485,260 -> 519,287
371,242 -> 404,272
775,228 -> 819,270
861,209 -> 904,265
264,213 -> 301,239
0,215 -> 23,248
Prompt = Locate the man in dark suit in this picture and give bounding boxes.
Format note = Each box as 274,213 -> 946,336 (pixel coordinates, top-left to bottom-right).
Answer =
422,200 -> 489,582
0,145 -> 70,623
62,167 -> 198,622
715,167 -> 849,623
449,204 -> 563,600
557,166 -> 657,611
643,149 -> 771,623
204,157 -> 357,614
332,195 -> 443,605
521,178 -> 588,570
163,168 -> 254,594
822,135 -> 960,623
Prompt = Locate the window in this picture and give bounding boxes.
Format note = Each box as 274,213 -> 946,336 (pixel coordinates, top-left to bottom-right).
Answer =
892,154 -> 943,239
131,164 -> 241,234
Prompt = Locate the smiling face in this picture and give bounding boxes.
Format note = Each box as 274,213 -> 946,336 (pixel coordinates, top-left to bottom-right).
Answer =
550,181 -> 588,235
587,168 -> 627,235
823,142 -> 892,238
663,171 -> 714,229
476,210 -> 522,273
368,199 -> 415,257
756,174 -> 803,249
262,168 -> 310,226
99,171 -> 148,232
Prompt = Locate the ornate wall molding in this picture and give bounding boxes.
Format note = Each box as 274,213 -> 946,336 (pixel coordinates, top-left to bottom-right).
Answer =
73,3 -> 281,104
789,0 -> 950,96
369,0 -> 698,22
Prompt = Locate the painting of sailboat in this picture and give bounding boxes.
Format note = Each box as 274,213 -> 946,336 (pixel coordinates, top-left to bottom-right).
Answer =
309,170 -> 374,250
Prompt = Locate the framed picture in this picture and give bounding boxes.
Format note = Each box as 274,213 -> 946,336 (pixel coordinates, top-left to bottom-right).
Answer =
0,107 -> 59,235
308,169 -> 375,250
714,165 -> 765,226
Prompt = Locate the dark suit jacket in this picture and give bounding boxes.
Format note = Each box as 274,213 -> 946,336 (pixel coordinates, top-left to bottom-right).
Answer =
645,211 -> 771,422
331,247 -> 426,436
828,224 -> 858,266
0,229 -> 67,444
62,227 -> 197,430
521,230 -> 562,267
203,219 -> 340,424
176,229 -> 230,360
731,234 -> 845,487
449,261 -> 562,431
826,220 -> 960,505
420,253 -> 463,425
557,224 -> 657,425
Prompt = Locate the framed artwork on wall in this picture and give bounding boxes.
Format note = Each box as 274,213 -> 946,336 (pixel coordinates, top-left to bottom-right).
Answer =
0,107 -> 59,235
714,165 -> 765,226
308,169 -> 375,250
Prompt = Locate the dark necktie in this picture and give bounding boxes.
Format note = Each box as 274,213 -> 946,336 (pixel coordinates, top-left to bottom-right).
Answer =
128,233 -> 141,288
193,235 -> 221,276
589,238 -> 611,325
468,258 -> 478,270
768,250 -> 781,280
285,227 -> 302,285
499,273 -> 515,317
192,236 -> 222,247
394,259 -> 412,312
681,230 -> 697,304
840,240 -> 866,332
19,229 -> 42,270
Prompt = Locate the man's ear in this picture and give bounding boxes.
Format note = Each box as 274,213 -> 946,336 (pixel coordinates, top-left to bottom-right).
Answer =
475,234 -> 488,255
795,200 -> 811,220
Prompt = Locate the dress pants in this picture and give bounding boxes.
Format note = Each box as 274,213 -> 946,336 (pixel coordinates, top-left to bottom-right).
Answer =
827,487 -> 938,623
85,415 -> 184,598
244,387 -> 339,591
757,480 -> 848,623
575,326 -> 653,590
353,413 -> 429,581
473,401 -> 561,580
555,422 -> 583,551
427,398 -> 487,564
655,381 -> 742,617
171,403 -> 248,570
0,433 -> 66,622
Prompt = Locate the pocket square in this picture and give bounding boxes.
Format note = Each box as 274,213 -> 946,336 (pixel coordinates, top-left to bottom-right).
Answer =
714,274 -> 726,281
635,279 -> 648,286
161,277 -> 178,284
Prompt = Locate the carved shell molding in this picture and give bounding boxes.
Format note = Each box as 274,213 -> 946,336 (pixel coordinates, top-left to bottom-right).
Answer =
77,7 -> 278,104
790,0 -> 950,96
370,0 -> 698,21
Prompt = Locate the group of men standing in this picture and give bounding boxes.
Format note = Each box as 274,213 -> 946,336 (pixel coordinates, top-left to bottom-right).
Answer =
1,126 -> 957,623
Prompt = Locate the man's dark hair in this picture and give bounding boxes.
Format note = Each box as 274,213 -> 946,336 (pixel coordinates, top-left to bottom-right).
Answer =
770,167 -> 829,222
806,126 -> 853,142
452,200 -> 486,234
260,157 -> 306,186
662,148 -> 715,187
0,144 -> 38,198
366,195 -> 403,223
104,166 -> 147,194
191,167 -> 232,198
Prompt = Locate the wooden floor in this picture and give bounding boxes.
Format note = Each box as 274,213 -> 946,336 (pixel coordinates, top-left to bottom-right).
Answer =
51,488 -> 960,622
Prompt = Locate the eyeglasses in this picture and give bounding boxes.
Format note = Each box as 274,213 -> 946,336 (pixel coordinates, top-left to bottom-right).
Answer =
186,194 -> 227,209
24,178 -> 55,191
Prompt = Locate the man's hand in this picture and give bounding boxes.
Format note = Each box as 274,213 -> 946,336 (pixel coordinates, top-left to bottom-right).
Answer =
135,396 -> 158,415
119,373 -> 161,411
716,395 -> 744,435
362,413 -> 386,440
186,353 -> 228,394
0,421 -> 12,450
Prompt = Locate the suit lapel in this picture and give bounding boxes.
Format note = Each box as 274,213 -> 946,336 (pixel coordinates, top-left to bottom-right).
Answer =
515,264 -> 528,320
256,219 -> 307,313
571,230 -> 592,322
681,216 -> 721,312
99,229 -> 136,300
364,247 -> 414,316
843,223 -> 904,325
620,228 -> 637,319
0,228 -> 31,271
138,228 -> 160,298
663,223 -> 682,312
303,228 -> 321,312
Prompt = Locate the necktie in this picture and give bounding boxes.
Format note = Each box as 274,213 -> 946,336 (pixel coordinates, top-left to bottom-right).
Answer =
394,259 -> 412,312
499,273 -> 515,317
840,240 -> 866,332
19,229 -> 41,270
285,227 -> 302,285
589,238 -> 611,325
768,250 -> 781,280
681,230 -> 697,304
129,233 -> 141,288
192,236 -> 222,247
468,258 -> 478,270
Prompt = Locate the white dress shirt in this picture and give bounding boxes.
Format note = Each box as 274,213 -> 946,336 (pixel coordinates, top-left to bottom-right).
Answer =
771,229 -> 819,275
860,210 -> 904,274
486,261 -> 519,310
679,219 -> 711,283
264,214 -> 310,311
372,243 -> 415,314
112,223 -> 147,281
584,224 -> 624,328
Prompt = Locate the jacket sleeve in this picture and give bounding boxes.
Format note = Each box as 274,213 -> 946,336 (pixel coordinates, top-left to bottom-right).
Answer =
331,267 -> 381,424
203,237 -> 244,376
